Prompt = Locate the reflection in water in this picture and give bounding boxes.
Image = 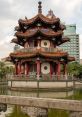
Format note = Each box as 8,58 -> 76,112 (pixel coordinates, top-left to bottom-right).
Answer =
0,85 -> 8,95
0,84 -> 73,98
0,84 -> 82,117
0,84 -> 82,99
8,90 -> 73,98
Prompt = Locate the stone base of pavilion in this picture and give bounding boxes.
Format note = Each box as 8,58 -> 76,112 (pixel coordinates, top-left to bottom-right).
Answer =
7,75 -> 75,92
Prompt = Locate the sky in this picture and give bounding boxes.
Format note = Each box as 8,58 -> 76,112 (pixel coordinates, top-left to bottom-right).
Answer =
0,0 -> 82,59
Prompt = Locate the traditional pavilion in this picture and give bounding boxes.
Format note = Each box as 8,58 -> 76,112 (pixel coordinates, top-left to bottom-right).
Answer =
9,2 -> 75,78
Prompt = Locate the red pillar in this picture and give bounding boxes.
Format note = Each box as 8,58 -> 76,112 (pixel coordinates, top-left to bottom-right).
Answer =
25,63 -> 29,75
64,63 -> 67,79
36,59 -> 41,79
54,63 -> 56,75
55,63 -> 58,75
57,62 -> 61,79
24,42 -> 29,48
50,64 -> 53,79
21,64 -> 24,74
17,62 -> 21,75
15,63 -> 18,75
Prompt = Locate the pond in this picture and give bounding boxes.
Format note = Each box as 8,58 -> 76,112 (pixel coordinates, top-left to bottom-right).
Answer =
0,83 -> 82,117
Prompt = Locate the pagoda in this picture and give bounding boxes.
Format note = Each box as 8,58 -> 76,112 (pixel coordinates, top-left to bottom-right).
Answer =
9,2 -> 75,79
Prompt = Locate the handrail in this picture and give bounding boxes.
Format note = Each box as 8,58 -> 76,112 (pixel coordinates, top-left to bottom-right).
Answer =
0,95 -> 82,111
7,74 -> 75,81
15,47 -> 63,53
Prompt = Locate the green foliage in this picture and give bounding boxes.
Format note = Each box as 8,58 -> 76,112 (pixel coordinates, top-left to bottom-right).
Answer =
68,89 -> 82,100
0,61 -> 14,79
48,109 -> 69,117
67,62 -> 82,78
7,106 -> 29,117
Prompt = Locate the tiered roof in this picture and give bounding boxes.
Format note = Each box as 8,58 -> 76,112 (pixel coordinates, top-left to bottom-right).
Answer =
10,1 -> 75,63
10,48 -> 68,58
11,2 -> 68,46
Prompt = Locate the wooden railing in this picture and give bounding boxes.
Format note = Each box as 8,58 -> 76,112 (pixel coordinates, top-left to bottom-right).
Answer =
15,47 -> 63,53
7,74 -> 74,81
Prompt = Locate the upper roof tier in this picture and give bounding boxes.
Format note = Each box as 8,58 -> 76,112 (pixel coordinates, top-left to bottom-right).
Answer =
12,2 -> 67,46
18,14 -> 60,25
17,2 -> 65,30
18,13 -> 65,31
15,27 -> 63,38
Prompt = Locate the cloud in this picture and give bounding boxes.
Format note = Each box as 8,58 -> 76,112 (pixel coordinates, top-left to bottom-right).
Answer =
0,0 -> 82,59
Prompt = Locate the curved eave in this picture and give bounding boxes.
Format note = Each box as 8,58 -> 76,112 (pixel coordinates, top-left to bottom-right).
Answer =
11,38 -> 24,46
68,57 -> 75,62
10,51 -> 67,59
60,24 -> 66,30
11,38 -> 18,43
58,37 -> 70,45
15,28 -> 63,38
19,14 -> 60,26
62,37 -> 70,42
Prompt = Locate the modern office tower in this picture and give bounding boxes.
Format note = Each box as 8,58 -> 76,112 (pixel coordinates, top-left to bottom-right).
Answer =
60,24 -> 80,63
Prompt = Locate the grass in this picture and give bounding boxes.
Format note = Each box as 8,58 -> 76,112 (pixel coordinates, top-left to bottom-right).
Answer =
48,109 -> 69,117
6,106 -> 29,117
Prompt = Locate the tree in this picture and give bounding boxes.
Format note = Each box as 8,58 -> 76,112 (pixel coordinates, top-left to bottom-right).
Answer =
67,62 -> 82,79
67,62 -> 80,76
78,65 -> 82,79
0,61 -> 14,79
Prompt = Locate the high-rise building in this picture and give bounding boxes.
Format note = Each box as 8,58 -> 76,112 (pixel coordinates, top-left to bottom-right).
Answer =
60,24 -> 80,63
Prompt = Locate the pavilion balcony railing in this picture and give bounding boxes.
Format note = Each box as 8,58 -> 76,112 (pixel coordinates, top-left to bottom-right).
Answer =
15,47 -> 63,53
6,74 -> 75,81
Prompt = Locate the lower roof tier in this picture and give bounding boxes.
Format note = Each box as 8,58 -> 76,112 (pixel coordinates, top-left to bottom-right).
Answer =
10,48 -> 75,62
10,48 -> 67,58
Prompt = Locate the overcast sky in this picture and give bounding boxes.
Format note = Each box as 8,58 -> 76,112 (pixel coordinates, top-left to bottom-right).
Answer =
0,0 -> 82,59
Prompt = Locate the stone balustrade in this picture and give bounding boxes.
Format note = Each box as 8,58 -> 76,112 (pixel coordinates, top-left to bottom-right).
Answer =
0,95 -> 82,117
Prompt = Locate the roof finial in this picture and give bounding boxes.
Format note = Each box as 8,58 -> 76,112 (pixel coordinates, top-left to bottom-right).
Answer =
38,1 -> 42,14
